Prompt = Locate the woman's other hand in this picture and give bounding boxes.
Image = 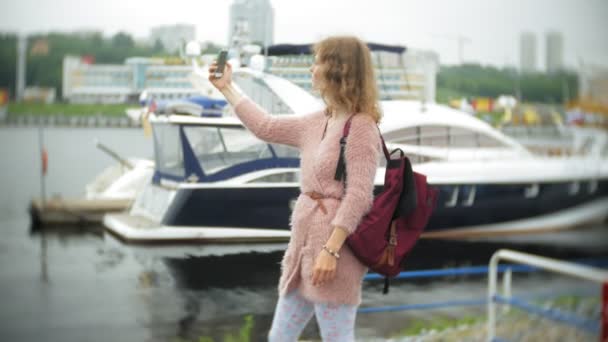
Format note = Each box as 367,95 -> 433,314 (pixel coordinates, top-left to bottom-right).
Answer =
208,61 -> 233,90
312,249 -> 337,286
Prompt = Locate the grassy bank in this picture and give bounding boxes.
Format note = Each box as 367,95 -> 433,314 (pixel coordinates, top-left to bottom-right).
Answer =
392,314 -> 484,337
391,294 -> 599,341
436,87 -> 473,105
7,102 -> 131,117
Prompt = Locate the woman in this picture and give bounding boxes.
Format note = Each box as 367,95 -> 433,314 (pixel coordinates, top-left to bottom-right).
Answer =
209,36 -> 382,342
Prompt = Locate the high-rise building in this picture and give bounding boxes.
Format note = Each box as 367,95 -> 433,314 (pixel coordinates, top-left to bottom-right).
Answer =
520,32 -> 537,73
150,24 -> 196,53
229,0 -> 274,47
546,31 -> 564,73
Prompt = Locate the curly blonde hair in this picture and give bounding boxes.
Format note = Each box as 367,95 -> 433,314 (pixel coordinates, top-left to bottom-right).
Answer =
313,36 -> 382,123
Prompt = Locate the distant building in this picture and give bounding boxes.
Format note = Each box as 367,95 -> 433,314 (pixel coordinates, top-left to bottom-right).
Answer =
520,32 -> 537,73
62,43 -> 439,104
149,24 -> 196,53
266,47 -> 438,102
23,87 -> 56,103
62,56 -> 198,104
229,0 -> 274,46
400,49 -> 440,102
579,64 -> 608,106
546,31 -> 564,73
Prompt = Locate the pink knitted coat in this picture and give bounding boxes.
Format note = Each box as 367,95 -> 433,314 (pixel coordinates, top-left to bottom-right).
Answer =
234,97 -> 381,306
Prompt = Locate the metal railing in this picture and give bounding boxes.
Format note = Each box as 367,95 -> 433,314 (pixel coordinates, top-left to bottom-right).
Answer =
358,257 -> 608,314
487,249 -> 608,342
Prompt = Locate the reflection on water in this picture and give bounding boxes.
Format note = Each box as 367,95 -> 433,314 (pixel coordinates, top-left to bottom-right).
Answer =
0,215 -> 606,341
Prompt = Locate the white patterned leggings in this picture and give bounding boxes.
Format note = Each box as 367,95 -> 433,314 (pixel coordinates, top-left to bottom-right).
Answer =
268,289 -> 358,342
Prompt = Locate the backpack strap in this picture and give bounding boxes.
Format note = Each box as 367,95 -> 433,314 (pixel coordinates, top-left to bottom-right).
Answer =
334,115 -> 390,182
383,277 -> 390,294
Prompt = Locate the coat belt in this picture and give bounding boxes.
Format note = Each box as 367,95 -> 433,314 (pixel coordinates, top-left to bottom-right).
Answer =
303,191 -> 339,215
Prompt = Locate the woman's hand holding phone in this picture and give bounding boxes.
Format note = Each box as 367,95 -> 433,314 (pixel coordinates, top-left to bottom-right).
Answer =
208,50 -> 244,106
209,50 -> 232,90
208,60 -> 244,106
208,60 -> 232,90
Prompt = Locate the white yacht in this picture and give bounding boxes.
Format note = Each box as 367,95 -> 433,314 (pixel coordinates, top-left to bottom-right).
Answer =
103,61 -> 608,243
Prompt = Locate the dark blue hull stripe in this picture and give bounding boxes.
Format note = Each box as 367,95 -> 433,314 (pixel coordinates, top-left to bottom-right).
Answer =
161,180 -> 608,231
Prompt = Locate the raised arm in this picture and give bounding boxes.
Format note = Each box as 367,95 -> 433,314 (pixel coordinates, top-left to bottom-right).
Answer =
232,95 -> 308,148
209,62 -> 308,148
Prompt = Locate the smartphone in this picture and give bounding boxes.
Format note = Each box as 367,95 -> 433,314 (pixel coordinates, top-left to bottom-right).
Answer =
215,50 -> 228,78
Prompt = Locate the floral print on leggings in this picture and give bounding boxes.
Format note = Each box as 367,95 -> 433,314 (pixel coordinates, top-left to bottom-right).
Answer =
268,289 -> 357,342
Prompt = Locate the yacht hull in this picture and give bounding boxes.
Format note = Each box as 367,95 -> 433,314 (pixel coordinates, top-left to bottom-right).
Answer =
104,179 -> 608,242
163,180 -> 608,230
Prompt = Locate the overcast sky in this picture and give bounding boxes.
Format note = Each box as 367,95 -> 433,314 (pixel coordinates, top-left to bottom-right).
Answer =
2,0 -> 607,69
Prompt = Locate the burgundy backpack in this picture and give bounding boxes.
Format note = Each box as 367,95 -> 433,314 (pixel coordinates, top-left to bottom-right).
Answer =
335,116 -> 439,294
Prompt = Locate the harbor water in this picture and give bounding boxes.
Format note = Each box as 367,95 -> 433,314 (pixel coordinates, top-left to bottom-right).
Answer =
0,126 -> 607,341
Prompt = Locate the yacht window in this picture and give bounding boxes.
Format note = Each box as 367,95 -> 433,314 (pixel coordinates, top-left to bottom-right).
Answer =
183,126 -> 268,173
578,137 -> 594,155
269,144 -> 300,159
248,171 -> 300,183
182,126 -> 299,175
449,127 -> 506,148
232,73 -> 294,114
153,124 -> 185,177
387,127 -> 419,144
387,125 -> 506,149
449,127 -> 477,148
476,133 -> 505,147
405,154 -> 441,164
420,125 -> 448,147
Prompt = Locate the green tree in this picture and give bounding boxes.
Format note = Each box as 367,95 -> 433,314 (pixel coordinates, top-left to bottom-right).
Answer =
437,63 -> 578,104
0,31 -> 181,100
0,34 -> 17,96
153,38 -> 165,53
111,31 -> 134,49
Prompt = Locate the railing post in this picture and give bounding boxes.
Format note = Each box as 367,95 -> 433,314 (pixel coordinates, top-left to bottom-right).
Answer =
502,267 -> 512,314
488,249 -> 608,342
487,252 -> 500,341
